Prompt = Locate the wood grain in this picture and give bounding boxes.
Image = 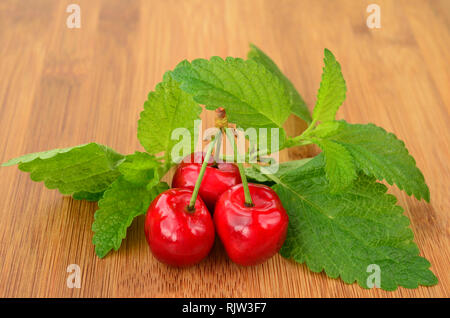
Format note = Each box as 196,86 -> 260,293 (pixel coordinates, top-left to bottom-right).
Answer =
0,0 -> 448,298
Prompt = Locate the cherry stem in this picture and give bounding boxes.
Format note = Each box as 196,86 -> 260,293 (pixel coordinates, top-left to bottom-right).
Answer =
224,128 -> 254,207
187,133 -> 218,211
213,129 -> 222,163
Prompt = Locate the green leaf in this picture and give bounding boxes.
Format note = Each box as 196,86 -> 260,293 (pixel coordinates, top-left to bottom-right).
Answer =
118,151 -> 161,188
248,43 -> 312,123
310,138 -> 357,192
311,121 -> 430,201
272,157 -> 437,291
171,56 -> 291,151
137,72 -> 202,164
2,143 -> 124,196
92,177 -> 169,258
245,157 -> 314,183
73,191 -> 104,202
312,49 -> 346,122
245,166 -> 272,183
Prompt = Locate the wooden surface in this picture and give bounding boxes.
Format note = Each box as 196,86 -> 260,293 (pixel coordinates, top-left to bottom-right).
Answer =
0,0 -> 448,298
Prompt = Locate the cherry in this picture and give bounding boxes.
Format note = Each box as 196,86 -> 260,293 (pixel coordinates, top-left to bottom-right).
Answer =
172,152 -> 241,211
144,188 -> 215,267
214,183 -> 289,266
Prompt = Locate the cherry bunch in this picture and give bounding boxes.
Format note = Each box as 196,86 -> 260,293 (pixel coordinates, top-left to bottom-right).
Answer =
144,109 -> 288,266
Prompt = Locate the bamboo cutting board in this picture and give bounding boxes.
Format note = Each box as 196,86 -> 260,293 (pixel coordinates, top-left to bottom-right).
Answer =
0,0 -> 448,298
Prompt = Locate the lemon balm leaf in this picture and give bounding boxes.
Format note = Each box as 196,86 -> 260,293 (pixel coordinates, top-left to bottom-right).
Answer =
72,191 -> 104,202
310,138 -> 357,192
312,49 -> 346,122
2,143 -> 124,199
118,151 -> 162,187
248,43 -> 312,123
171,56 -> 291,151
137,73 -> 202,164
272,157 -> 437,291
92,177 -> 168,258
311,121 -> 430,201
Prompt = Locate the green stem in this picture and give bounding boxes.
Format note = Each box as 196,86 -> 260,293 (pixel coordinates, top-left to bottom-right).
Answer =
238,162 -> 253,207
220,153 -> 250,162
286,119 -> 317,147
187,135 -> 217,210
301,119 -> 317,137
224,128 -> 253,207
213,129 -> 223,163
287,138 -> 314,147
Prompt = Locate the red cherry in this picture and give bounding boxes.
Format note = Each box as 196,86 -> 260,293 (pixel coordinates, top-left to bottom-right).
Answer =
214,183 -> 289,266
144,188 -> 215,267
172,152 -> 241,211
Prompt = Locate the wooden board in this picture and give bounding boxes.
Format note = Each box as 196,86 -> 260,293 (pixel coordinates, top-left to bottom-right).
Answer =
0,0 -> 448,298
